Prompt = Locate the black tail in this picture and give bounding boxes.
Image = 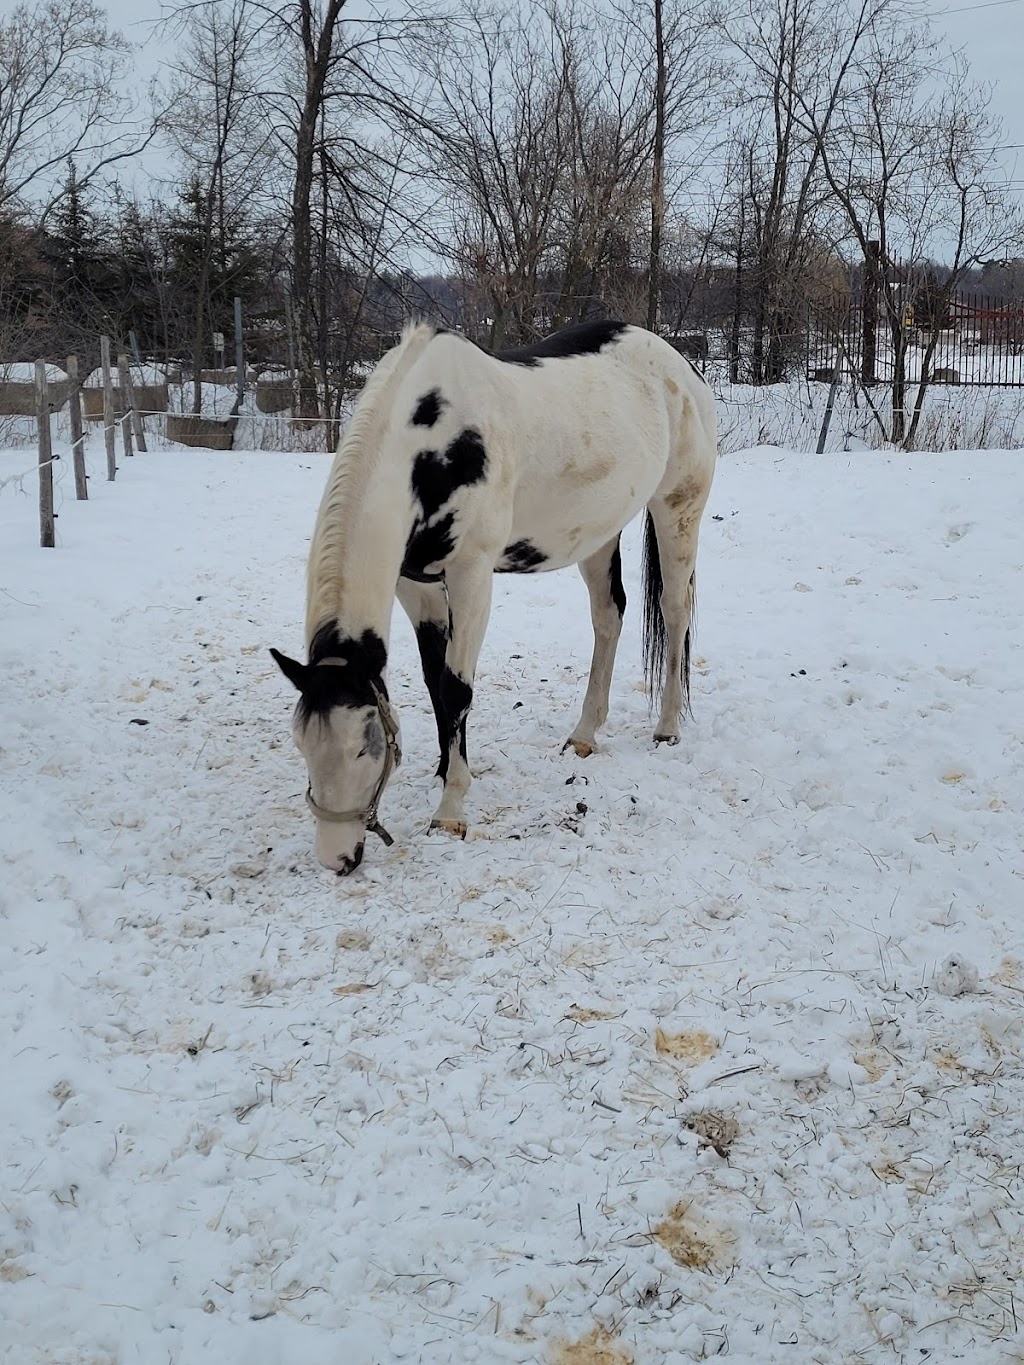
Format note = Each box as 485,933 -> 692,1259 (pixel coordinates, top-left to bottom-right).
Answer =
641,511 -> 695,714
642,511 -> 666,702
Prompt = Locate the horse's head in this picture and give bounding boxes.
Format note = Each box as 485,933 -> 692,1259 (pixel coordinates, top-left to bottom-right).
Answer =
271,634 -> 401,874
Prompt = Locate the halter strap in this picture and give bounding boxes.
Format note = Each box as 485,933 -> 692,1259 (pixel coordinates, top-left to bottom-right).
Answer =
304,676 -> 401,846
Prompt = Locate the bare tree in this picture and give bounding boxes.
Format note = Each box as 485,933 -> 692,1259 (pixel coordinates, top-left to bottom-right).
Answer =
417,0 -> 711,345
227,0 -> 441,415
166,0 -> 274,412
797,16 -> 1024,442
0,0 -> 156,214
415,4 -> 578,346
714,0 -> 871,381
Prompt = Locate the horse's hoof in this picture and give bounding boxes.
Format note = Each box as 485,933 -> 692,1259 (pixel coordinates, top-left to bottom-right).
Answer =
654,733 -> 680,746
430,818 -> 468,839
562,738 -> 595,759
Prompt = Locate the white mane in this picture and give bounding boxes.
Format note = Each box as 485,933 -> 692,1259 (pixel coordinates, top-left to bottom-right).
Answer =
305,322 -> 435,643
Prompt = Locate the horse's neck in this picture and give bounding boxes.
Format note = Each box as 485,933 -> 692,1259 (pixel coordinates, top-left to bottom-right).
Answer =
305,443 -> 412,652
304,322 -> 440,655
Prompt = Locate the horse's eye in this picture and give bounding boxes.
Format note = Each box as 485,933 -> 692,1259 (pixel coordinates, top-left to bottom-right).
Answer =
355,747 -> 368,759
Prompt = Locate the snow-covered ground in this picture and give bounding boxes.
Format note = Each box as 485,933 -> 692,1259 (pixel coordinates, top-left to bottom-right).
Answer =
1,436 -> 1023,1365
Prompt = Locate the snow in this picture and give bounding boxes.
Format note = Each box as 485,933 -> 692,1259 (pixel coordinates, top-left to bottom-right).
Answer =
1,363 -> 68,383
2,435 -> 1023,1364
81,365 -> 169,388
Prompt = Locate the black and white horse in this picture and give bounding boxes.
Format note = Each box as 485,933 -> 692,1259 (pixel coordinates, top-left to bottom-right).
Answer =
271,319 -> 716,873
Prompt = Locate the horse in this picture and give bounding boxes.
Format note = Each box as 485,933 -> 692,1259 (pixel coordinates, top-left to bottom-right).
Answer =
271,318 -> 717,874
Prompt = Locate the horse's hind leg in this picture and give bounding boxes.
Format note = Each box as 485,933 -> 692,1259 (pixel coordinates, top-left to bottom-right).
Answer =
645,497 -> 705,744
564,536 -> 626,758
396,576 -> 450,774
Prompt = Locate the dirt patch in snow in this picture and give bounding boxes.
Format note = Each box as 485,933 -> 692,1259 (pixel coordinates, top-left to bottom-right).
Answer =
550,1327 -> 634,1364
655,1028 -> 719,1064
653,1202 -> 735,1271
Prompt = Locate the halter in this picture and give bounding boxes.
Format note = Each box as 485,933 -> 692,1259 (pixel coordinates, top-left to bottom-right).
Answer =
304,677 -> 402,847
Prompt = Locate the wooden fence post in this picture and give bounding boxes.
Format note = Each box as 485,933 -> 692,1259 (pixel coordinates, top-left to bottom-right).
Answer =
123,363 -> 148,452
35,361 -> 56,548
116,353 -> 135,459
234,295 -> 245,409
816,369 -> 842,454
101,335 -> 117,480
67,354 -> 88,500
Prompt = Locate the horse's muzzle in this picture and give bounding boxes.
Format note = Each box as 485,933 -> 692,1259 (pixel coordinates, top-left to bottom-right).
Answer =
332,842 -> 365,876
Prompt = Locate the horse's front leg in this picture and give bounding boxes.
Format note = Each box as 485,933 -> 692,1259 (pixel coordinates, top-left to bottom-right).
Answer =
430,559 -> 494,838
396,576 -> 450,775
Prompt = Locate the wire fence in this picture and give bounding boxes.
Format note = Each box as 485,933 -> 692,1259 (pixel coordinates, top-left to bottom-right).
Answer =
5,321 -> 1024,553
807,284 -> 1024,389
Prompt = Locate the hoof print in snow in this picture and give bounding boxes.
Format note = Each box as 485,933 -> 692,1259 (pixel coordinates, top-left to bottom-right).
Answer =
685,1111 -> 740,1159
51,1079 -> 74,1109
557,801 -> 588,835
231,862 -> 266,879
934,954 -> 980,997
247,970 -> 273,998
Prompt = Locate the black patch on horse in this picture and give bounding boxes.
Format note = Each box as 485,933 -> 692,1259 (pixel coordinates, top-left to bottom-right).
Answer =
279,624 -> 388,723
439,667 -> 473,765
402,510 -> 456,580
400,565 -> 444,584
411,388 -> 445,428
497,319 -> 628,368
414,619 -> 449,771
411,427 -> 487,522
609,542 -> 626,617
497,539 -> 547,572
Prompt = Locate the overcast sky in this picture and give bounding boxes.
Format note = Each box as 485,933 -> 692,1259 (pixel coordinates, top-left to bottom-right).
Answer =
935,0 -> 1024,193
108,0 -> 1024,228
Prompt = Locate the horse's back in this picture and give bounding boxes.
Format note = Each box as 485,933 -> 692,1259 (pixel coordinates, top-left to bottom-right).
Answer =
376,322 -> 715,572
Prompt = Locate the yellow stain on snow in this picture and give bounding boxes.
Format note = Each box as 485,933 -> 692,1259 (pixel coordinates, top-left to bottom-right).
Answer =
655,1028 -> 719,1065
549,1327 -> 634,1365
653,1201 -> 736,1271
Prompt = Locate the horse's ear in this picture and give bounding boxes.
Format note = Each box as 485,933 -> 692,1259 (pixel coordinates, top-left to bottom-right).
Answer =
270,648 -> 309,692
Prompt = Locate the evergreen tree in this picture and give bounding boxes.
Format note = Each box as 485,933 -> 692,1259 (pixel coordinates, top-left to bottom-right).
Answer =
46,160 -> 119,351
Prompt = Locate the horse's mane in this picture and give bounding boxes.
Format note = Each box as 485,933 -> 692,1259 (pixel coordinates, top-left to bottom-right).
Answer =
305,322 -> 436,643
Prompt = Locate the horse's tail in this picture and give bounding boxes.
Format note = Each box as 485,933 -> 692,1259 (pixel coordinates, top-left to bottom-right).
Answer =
641,512 -> 695,713
641,511 -> 665,702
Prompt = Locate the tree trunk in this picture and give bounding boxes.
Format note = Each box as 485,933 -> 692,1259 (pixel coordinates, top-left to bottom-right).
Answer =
729,199 -> 745,384
292,104 -> 318,417
861,241 -> 880,389
889,314 -> 906,444
291,0 -> 348,421
645,0 -> 666,334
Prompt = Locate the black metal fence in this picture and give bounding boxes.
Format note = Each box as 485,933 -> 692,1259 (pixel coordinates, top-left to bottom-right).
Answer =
807,286 -> 1024,388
